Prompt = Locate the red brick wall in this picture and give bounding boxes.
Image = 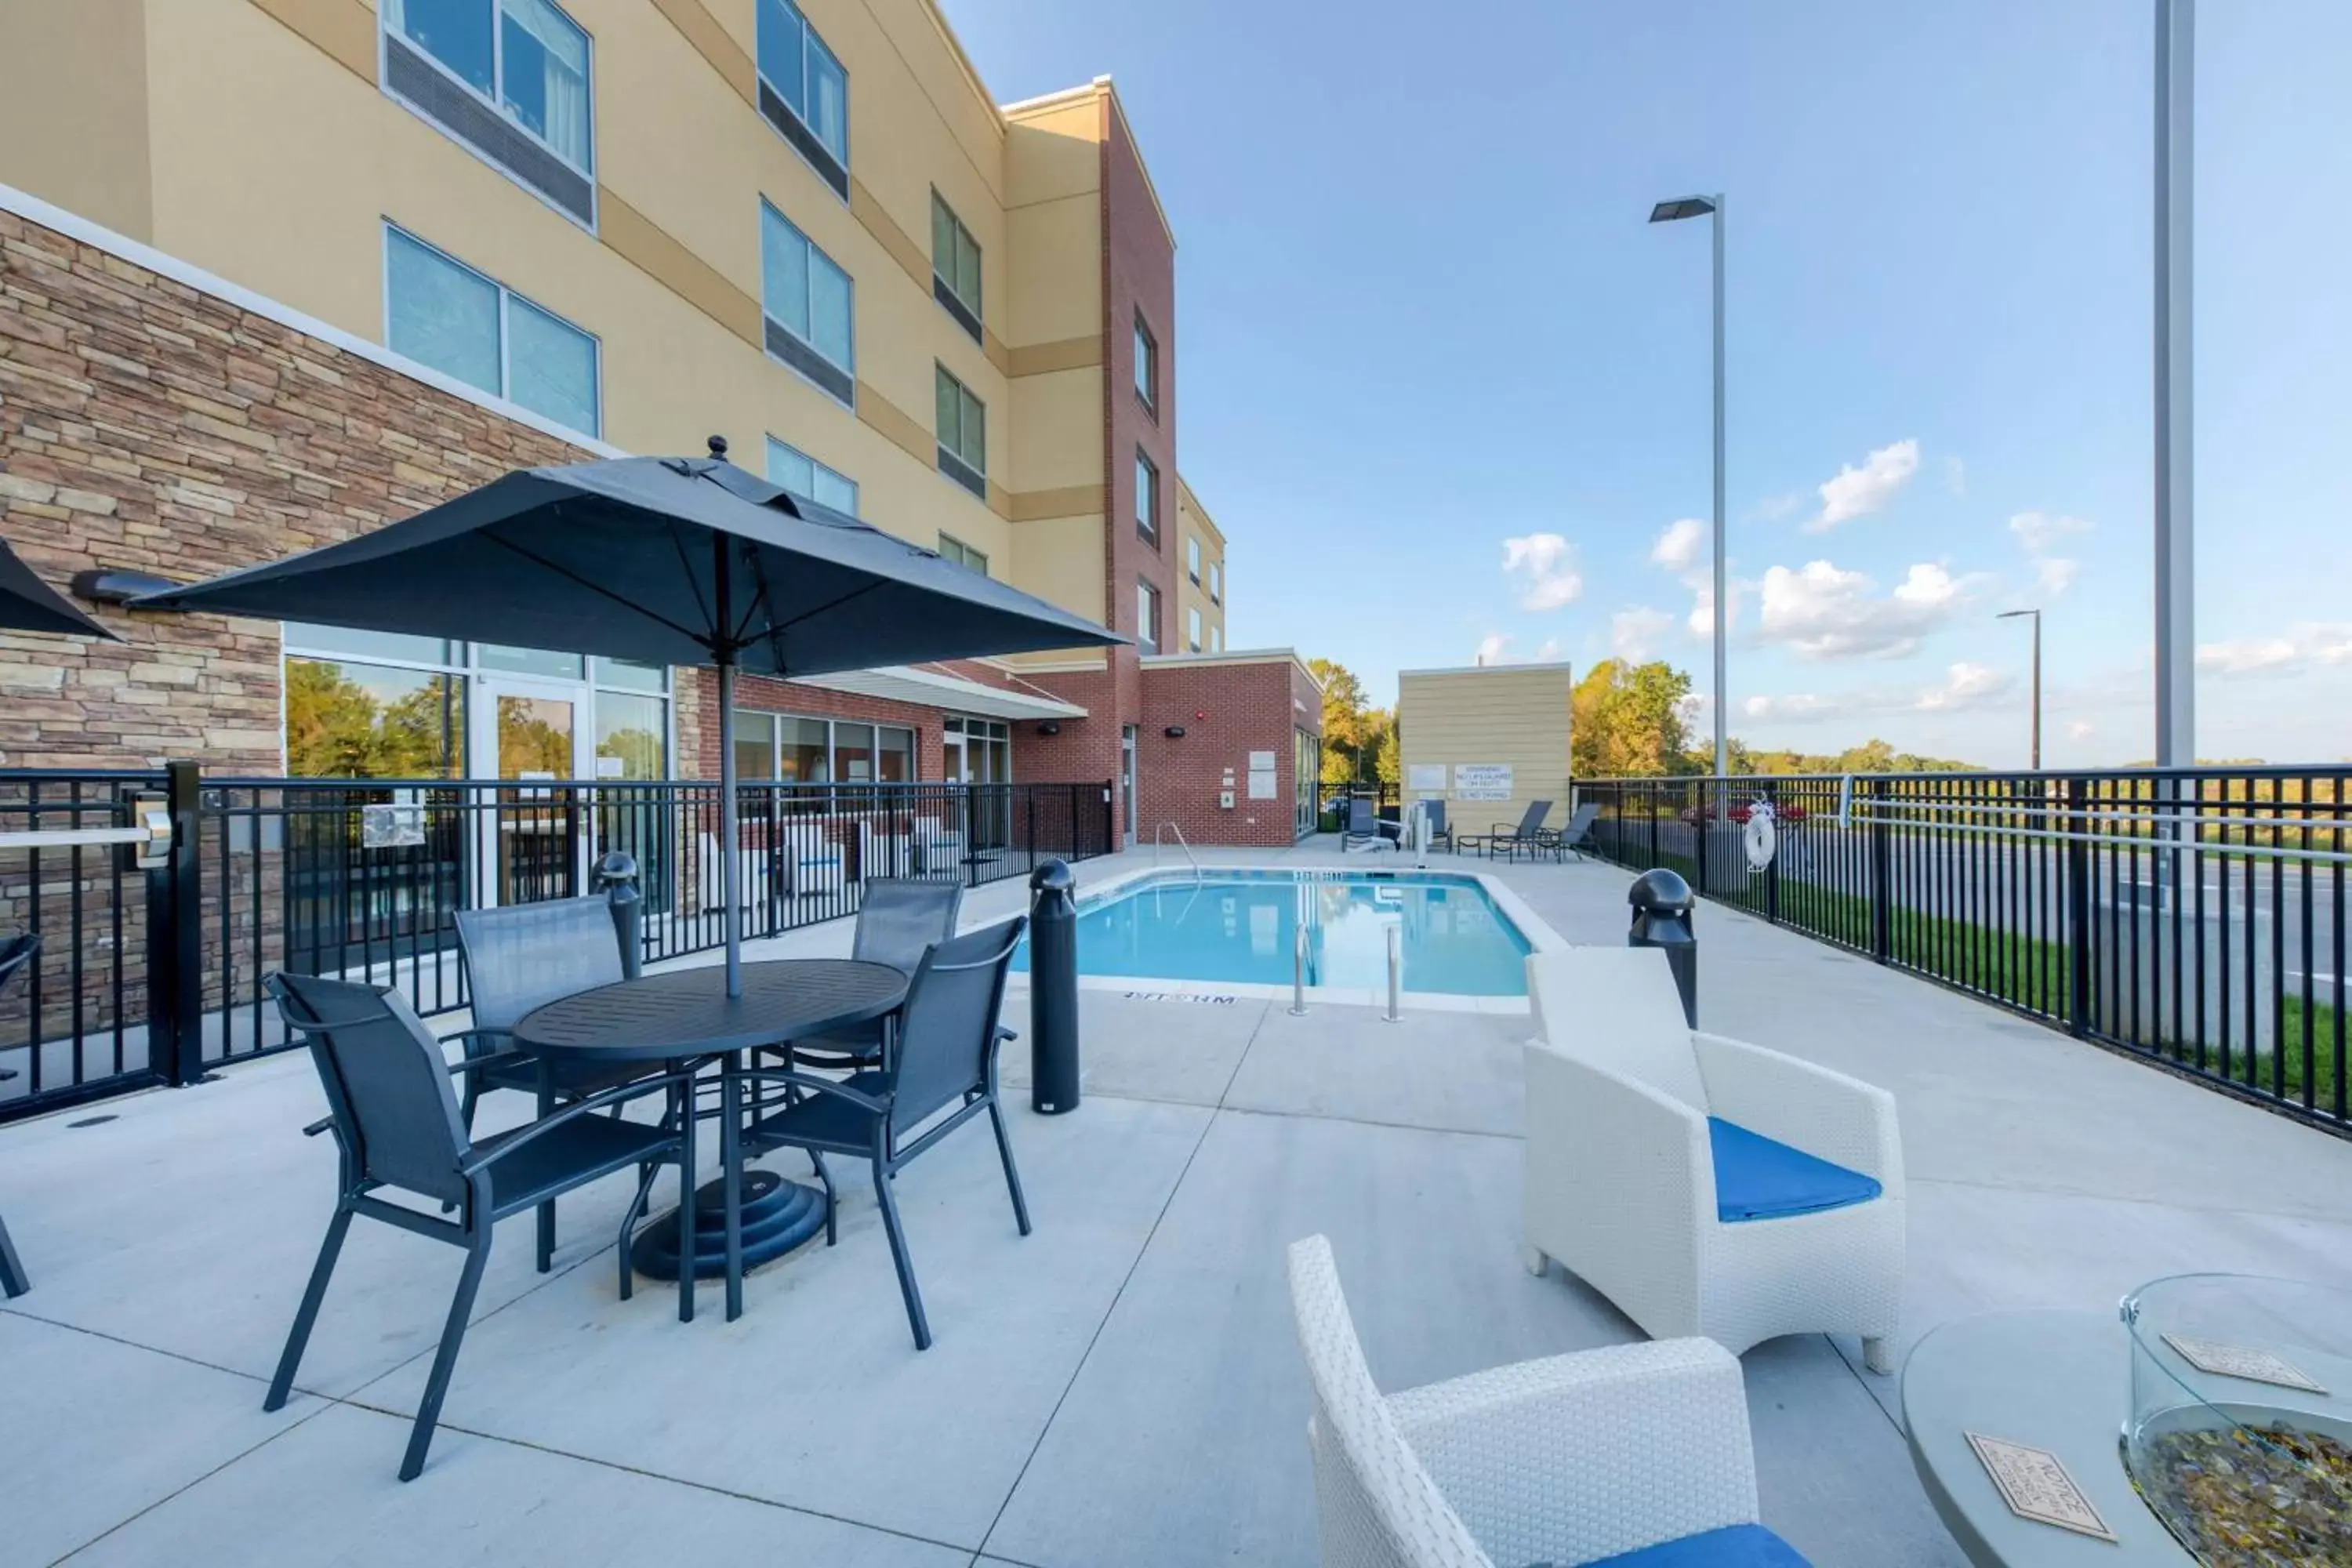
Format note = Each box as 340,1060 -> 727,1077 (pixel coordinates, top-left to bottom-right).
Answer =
1102,96 -> 1177,663
1136,657 -> 1319,848
0,209 -> 590,769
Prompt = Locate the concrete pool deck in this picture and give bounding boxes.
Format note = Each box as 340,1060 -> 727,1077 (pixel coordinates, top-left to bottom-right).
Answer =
6,837 -> 2352,1565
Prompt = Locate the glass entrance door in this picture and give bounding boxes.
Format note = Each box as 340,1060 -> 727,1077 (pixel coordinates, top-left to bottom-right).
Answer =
470,677 -> 590,906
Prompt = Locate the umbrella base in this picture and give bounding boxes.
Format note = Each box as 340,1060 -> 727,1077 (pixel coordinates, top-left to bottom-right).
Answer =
629,1168 -> 827,1281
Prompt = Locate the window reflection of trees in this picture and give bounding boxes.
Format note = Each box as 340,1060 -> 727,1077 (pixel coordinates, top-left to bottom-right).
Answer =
285,659 -> 463,779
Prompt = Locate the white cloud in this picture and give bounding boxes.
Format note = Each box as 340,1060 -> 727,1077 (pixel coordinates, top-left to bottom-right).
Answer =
1610,606 -> 1675,660
1748,492 -> 1805,523
2197,639 -> 2297,677
2008,511 -> 2092,597
1807,438 -> 1920,532
1739,662 -> 2013,725
1684,578 -> 1749,641
2193,624 -> 2352,679
2067,720 -> 2096,740
1755,559 -> 1972,660
1501,533 -> 1584,611
2008,511 -> 2092,554
1651,519 -> 1705,575
1473,633 -> 1563,666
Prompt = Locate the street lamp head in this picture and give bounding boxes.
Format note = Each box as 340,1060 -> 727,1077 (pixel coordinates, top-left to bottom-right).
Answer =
1997,608 -> 2040,622
1649,196 -> 1719,223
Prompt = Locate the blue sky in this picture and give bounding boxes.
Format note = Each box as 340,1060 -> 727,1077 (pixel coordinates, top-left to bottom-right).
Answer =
943,0 -> 2352,766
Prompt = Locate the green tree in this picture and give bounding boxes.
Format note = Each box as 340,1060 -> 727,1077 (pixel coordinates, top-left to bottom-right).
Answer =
1309,657 -> 1377,785
1572,659 -> 1695,779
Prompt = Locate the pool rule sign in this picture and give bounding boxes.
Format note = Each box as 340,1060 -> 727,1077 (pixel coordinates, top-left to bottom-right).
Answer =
1454,764 -> 1513,802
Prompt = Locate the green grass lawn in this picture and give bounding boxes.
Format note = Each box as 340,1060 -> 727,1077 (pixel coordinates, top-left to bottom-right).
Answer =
1604,851 -> 2349,1120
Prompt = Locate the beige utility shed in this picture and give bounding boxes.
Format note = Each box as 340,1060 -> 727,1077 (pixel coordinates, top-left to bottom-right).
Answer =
1396,662 -> 1574,842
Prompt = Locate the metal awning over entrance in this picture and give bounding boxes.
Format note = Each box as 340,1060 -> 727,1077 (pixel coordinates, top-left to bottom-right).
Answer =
797,665 -> 1086,722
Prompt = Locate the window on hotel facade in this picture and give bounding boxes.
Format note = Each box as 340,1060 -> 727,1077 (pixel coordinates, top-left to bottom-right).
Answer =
384,224 -> 600,437
282,624 -> 669,780
1133,312 -> 1157,414
755,0 -> 849,195
1209,560 -> 1222,604
931,191 -> 983,341
732,710 -> 916,793
766,437 -> 858,515
381,0 -> 596,224
1188,606 -> 1202,652
1134,450 -> 1159,545
938,533 -> 989,576
935,365 -> 987,498
1210,625 -> 1222,652
1186,535 -> 1201,584
761,202 -> 855,405
1137,579 -> 1161,655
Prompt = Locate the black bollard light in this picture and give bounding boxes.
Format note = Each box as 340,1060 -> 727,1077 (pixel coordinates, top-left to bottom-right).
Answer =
1627,866 -> 1698,1028
1028,858 -> 1081,1113
595,849 -> 644,980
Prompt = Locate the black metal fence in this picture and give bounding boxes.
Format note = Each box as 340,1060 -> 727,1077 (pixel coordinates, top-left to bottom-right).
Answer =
1575,768 -> 2350,1136
2,771 -> 1112,1124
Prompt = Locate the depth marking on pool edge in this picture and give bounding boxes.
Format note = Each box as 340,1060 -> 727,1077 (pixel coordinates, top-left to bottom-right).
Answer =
1120,992 -> 1241,1005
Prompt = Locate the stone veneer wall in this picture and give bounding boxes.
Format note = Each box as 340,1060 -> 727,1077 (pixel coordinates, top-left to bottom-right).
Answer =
0,205 -> 590,770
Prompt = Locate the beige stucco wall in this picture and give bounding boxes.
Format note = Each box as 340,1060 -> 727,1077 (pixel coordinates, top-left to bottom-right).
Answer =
0,0 -> 1112,632
1174,476 -> 1225,652
0,0 -> 155,241
1397,664 -> 1575,840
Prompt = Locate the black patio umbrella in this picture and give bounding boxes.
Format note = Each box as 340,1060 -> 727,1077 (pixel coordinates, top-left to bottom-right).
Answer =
0,535 -> 114,638
136,441 -> 1121,993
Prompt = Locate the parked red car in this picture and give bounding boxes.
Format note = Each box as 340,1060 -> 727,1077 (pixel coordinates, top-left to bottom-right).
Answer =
1678,800 -> 1806,826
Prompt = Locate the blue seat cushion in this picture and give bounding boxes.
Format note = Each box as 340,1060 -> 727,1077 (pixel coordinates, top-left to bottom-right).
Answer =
1584,1523 -> 1813,1566
1708,1117 -> 1881,1223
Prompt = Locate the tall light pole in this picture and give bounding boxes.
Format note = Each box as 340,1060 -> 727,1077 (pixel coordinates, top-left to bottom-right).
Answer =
1998,609 -> 2042,770
2154,0 -> 2194,768
1650,193 -> 1727,780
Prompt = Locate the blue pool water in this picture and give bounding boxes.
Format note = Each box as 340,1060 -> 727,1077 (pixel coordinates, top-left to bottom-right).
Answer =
1011,870 -> 1532,996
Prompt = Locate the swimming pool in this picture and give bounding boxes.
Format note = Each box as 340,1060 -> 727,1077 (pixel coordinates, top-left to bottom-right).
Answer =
1011,869 -> 1534,997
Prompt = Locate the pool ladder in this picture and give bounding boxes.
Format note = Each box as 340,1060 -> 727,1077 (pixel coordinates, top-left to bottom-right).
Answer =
1153,822 -> 1202,880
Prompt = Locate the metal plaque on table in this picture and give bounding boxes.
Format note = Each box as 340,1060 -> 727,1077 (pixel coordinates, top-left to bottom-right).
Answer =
361,803 -> 426,849
1964,1432 -> 2117,1541
2161,1333 -> 2328,1394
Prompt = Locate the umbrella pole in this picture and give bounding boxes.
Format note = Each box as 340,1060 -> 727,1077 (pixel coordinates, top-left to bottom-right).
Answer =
718,650 -> 742,999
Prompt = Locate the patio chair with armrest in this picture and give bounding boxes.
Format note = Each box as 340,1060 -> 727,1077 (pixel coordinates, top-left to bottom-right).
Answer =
720,916 -> 1031,1343
0,932 -> 38,1298
263,971 -> 690,1480
1341,797 -> 1399,853
1555,800 -> 1601,862
1523,946 -> 1904,1374
454,898 -> 670,1272
1416,799 -> 1454,852
1457,800 -> 1554,860
775,878 -> 963,1073
1288,1234 -> 1810,1567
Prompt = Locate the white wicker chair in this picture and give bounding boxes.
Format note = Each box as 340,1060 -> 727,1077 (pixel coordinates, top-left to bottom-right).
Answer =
1523,947 -> 1904,1374
1287,1235 -> 1804,1568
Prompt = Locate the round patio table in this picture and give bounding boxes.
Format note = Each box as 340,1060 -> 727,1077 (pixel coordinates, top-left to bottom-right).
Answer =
514,958 -> 909,1292
1902,1311 -> 2194,1566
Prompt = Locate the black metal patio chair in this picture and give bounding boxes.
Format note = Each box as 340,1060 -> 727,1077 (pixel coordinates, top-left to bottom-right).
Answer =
452,897 -> 655,1126
1556,800 -> 1602,862
0,932 -> 38,1298
720,916 -> 1031,1345
1341,797 -> 1398,853
1459,799 -> 1555,859
264,971 -> 690,1481
775,878 -> 963,1073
